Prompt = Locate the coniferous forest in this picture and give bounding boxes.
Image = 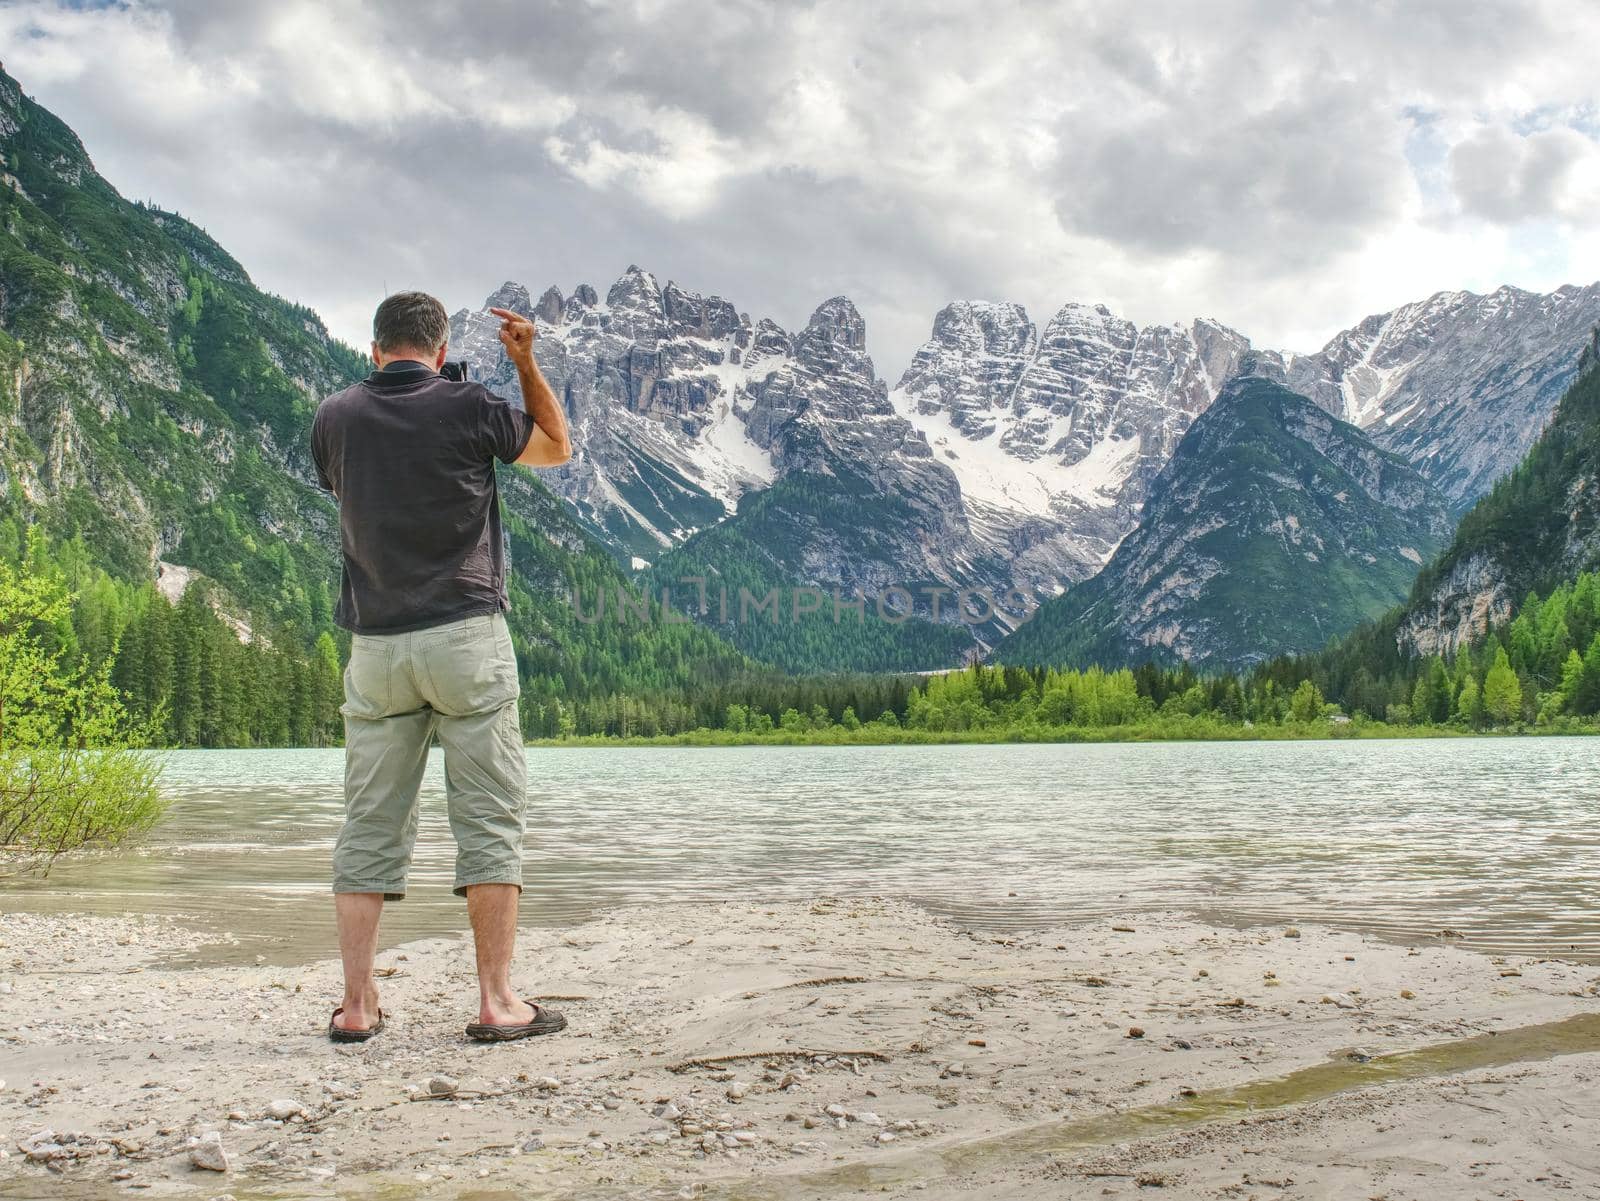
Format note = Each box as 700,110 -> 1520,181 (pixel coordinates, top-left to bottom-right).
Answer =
13,476 -> 1599,748
3,56 -> 1598,753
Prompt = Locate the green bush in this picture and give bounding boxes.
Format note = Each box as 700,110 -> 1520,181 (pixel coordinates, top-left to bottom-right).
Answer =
0,549 -> 164,871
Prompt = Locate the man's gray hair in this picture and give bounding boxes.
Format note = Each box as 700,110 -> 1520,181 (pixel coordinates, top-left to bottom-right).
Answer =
373,291 -> 449,354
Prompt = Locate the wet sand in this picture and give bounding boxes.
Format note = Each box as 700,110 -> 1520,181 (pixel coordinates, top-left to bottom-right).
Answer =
1,899 -> 1597,1199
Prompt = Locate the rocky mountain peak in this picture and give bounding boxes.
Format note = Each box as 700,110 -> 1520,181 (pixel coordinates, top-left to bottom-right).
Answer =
602,265 -> 665,339
484,280 -> 532,317
994,377 -> 1452,671
803,296 -> 868,351
661,280 -> 744,341
1279,281 -> 1600,501
533,285 -> 564,325
0,67 -> 88,183
929,300 -> 1037,358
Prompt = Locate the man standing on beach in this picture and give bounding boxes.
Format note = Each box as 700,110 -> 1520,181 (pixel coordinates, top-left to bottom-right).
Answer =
311,291 -> 572,1043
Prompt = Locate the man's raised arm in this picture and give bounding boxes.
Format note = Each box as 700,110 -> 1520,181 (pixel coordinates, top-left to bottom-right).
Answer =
490,306 -> 572,468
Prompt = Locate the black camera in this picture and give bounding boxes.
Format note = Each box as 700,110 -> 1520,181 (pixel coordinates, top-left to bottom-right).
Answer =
439,360 -> 470,383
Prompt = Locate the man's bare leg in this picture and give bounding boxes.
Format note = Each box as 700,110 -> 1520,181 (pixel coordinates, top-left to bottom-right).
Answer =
333,891 -> 385,1031
465,883 -> 535,1026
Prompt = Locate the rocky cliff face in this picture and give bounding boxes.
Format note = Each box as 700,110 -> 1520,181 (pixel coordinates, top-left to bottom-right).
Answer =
992,378 -> 1454,671
1393,343 -> 1600,656
1275,284 -> 1600,504
0,64 -> 364,625
1396,551 -> 1517,658
450,266 -> 783,564
892,302 -> 1253,590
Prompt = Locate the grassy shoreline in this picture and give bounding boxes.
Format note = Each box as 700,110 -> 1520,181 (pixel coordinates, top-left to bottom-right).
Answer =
524,718 -> 1572,749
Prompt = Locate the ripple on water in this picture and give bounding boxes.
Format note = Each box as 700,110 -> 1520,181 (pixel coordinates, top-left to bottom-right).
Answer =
4,738 -> 1598,966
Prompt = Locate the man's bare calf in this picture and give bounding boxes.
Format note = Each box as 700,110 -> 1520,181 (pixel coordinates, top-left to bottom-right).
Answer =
466,883 -> 536,1027
332,891 -> 385,1034
332,882 -> 535,1033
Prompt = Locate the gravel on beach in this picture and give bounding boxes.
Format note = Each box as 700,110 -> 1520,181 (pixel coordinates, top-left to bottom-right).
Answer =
2,899 -> 1598,1199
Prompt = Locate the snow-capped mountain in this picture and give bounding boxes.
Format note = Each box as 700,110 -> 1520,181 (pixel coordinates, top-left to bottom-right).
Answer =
636,298 -> 998,672
992,377 -> 1453,671
453,272 -> 1006,601
450,267 -> 783,564
452,270 -> 1600,656
738,295 -> 985,583
892,301 -> 1253,590
1274,284 -> 1600,503
890,284 -> 1600,588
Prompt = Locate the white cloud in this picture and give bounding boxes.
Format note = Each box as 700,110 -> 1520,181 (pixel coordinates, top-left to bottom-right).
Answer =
1450,123 -> 1600,226
2,0 -> 1599,369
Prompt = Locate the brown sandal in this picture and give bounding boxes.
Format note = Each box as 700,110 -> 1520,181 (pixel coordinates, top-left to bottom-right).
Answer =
465,1002 -> 567,1042
328,1007 -> 385,1043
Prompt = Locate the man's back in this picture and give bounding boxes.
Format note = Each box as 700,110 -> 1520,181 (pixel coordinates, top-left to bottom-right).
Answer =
312,362 -> 532,634
321,292 -> 571,1047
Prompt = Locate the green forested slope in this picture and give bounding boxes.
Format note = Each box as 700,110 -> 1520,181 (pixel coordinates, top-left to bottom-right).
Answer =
993,378 -> 1451,671
645,471 -> 976,674
0,65 -> 363,622
0,66 -> 752,744
1393,335 -> 1600,653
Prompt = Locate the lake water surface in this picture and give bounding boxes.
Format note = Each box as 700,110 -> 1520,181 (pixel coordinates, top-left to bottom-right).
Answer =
4,738 -> 1597,965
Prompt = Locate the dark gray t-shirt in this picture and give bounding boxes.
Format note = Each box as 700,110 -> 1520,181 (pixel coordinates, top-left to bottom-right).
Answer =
311,362 -> 535,634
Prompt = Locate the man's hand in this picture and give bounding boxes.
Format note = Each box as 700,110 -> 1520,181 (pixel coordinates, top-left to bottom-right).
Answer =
490,307 -> 537,365
488,305 -> 571,467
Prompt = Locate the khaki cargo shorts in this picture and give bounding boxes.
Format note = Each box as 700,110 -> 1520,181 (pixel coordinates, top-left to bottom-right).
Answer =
333,613 -> 526,899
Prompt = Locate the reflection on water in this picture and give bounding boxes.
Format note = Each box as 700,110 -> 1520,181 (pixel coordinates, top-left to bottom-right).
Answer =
2,738 -> 1597,966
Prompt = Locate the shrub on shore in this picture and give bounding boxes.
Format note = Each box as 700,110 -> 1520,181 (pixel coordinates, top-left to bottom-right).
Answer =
0,546 -> 164,872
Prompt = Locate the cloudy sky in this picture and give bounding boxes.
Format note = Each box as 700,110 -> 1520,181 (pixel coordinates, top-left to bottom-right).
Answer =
4,0 -> 1599,369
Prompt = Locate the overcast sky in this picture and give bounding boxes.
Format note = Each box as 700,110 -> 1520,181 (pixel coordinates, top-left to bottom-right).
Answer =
4,0 -> 1599,371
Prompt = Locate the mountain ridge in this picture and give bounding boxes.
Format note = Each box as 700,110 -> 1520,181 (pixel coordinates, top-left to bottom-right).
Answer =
1392,332 -> 1600,658
453,269 -> 1600,614
989,377 -> 1454,671
7,61 -> 1598,683
0,67 -> 755,730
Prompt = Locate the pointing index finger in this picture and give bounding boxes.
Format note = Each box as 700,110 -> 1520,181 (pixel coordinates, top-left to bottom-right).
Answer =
487,307 -> 529,322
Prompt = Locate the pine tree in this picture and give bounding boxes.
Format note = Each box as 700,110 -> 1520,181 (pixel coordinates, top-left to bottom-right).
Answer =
1483,645 -> 1522,724
169,586 -> 207,745
312,632 -> 343,746
1289,680 -> 1324,722
1576,634 -> 1600,716
196,626 -> 223,746
1561,648 -> 1588,714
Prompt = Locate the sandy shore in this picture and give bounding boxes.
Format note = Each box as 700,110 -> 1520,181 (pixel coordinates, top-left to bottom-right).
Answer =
1,898 -> 1597,1200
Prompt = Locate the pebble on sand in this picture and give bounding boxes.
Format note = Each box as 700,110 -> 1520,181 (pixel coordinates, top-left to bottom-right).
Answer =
190,1131 -> 229,1172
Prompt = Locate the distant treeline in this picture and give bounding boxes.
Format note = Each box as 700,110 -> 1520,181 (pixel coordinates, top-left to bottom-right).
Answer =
15,512 -> 1600,749
525,572 -> 1600,740
4,521 -> 342,748
1258,571 -> 1600,729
